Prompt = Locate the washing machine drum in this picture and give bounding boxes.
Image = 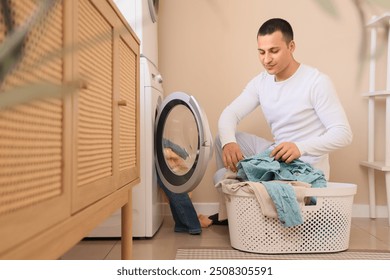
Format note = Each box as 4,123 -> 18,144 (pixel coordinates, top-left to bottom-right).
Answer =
155,92 -> 213,193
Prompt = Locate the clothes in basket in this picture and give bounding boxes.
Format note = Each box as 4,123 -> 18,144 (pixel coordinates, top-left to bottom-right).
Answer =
218,150 -> 327,227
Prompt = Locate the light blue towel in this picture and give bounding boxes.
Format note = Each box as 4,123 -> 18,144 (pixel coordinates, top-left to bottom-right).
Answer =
262,181 -> 304,227
236,150 -> 326,227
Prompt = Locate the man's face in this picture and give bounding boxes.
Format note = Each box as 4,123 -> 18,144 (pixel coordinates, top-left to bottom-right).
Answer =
257,30 -> 295,81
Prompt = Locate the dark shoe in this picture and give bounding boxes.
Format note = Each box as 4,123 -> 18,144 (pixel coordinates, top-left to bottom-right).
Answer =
208,213 -> 228,226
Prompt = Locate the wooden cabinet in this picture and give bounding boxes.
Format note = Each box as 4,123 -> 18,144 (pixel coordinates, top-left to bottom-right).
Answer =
0,0 -> 139,259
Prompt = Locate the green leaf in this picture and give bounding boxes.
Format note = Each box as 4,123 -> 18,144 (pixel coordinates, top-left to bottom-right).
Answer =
368,0 -> 390,9
313,0 -> 339,18
0,81 -> 82,110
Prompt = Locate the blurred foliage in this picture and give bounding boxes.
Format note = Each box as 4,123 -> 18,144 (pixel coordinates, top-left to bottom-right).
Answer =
0,0 -> 122,110
0,0 -> 68,110
1,0 -> 390,109
315,0 -> 390,17
314,0 -> 389,83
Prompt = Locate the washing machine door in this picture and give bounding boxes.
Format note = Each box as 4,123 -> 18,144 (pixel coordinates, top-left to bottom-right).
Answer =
155,92 -> 213,193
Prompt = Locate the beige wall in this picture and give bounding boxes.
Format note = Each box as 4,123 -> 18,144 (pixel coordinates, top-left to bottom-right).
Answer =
158,0 -> 388,207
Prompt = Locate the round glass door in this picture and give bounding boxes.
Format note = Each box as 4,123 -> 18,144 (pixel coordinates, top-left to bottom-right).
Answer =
155,92 -> 213,193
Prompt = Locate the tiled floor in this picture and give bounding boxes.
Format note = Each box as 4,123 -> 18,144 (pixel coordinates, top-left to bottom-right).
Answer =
61,216 -> 390,260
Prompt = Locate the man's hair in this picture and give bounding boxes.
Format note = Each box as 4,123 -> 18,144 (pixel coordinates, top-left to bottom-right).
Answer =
257,18 -> 294,43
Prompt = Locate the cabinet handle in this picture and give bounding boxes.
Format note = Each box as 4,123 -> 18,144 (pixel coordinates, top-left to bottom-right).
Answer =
80,80 -> 88,89
118,100 -> 127,106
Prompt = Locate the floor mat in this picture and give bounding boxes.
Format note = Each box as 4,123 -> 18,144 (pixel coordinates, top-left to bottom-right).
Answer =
176,248 -> 390,260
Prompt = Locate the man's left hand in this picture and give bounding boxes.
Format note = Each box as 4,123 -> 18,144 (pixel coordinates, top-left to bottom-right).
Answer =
270,142 -> 301,163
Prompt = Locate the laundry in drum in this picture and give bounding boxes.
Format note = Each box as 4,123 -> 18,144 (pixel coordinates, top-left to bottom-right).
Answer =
162,138 -> 189,159
162,138 -> 190,175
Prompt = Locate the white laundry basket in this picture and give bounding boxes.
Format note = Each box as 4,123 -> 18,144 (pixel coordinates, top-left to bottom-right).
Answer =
223,182 -> 357,254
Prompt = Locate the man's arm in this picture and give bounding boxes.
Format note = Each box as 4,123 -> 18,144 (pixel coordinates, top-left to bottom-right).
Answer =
295,75 -> 353,156
218,79 -> 260,171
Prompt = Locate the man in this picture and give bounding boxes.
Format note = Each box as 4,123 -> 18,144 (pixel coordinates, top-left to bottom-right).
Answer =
216,18 -> 352,180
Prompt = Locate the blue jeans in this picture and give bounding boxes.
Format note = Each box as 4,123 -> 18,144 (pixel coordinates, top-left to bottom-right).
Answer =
158,176 -> 202,234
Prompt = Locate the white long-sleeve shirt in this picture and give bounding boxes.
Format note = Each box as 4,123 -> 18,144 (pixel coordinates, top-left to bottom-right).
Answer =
218,64 -> 353,178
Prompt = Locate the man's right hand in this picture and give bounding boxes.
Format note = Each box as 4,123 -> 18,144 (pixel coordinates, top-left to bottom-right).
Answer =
222,142 -> 244,172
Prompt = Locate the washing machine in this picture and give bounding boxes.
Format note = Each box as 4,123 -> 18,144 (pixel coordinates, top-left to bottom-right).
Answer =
131,56 -> 165,238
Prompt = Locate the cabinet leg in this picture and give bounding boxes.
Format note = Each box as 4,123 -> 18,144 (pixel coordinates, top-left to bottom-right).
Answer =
121,189 -> 133,260
368,168 -> 376,219
385,172 -> 390,226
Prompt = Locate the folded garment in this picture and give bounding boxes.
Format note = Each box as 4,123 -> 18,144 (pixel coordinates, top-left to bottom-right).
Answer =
218,176 -> 310,226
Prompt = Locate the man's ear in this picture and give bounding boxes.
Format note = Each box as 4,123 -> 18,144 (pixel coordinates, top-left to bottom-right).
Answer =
289,40 -> 296,52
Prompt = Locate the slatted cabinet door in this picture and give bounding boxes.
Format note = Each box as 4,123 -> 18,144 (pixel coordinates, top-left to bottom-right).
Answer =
72,0 -> 116,212
0,0 -> 71,254
116,17 -> 140,189
72,0 -> 140,211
